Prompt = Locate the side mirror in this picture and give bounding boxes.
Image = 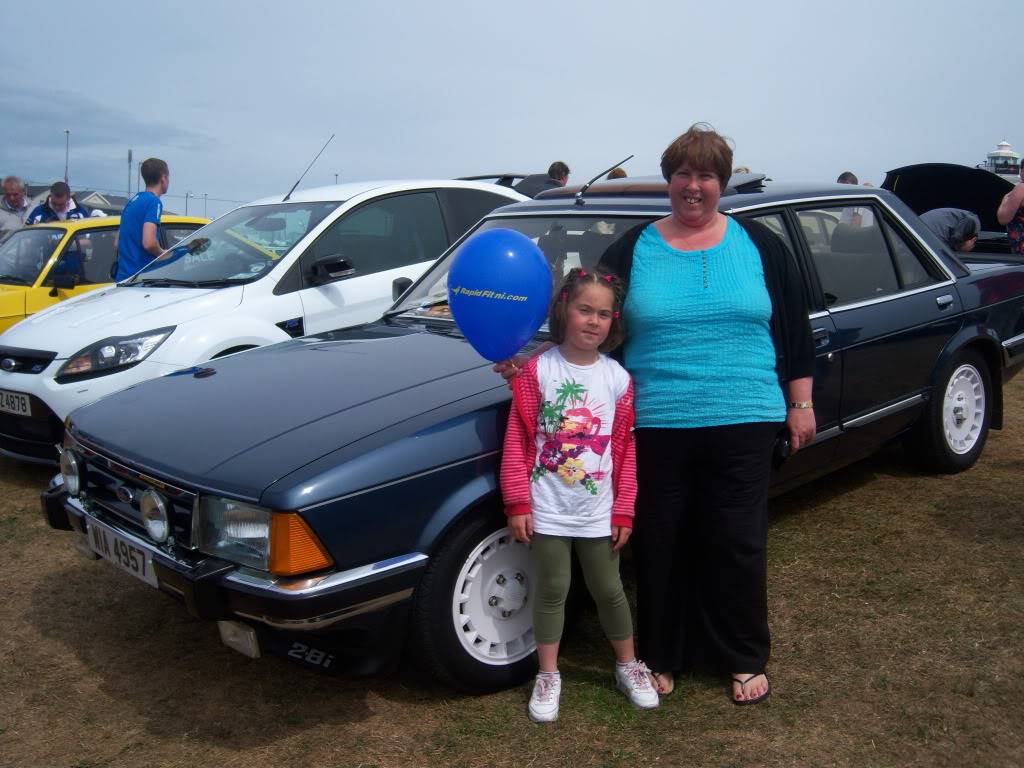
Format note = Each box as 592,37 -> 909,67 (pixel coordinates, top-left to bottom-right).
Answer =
49,273 -> 77,296
309,254 -> 355,285
392,276 -> 413,301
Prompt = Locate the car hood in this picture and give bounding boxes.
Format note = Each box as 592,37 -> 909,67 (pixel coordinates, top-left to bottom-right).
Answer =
68,323 -> 502,501
882,163 -> 1014,232
0,285 -> 26,321
0,284 -> 242,357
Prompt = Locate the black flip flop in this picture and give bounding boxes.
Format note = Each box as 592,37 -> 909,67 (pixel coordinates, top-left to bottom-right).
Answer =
732,673 -> 771,706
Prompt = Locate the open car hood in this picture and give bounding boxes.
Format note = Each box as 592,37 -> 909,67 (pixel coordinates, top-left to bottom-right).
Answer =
882,163 -> 1014,233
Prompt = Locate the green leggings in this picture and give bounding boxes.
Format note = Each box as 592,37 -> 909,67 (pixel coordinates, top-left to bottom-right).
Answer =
531,532 -> 634,645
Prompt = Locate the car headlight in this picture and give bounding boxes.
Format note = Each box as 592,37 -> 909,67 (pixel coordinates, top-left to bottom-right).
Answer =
140,489 -> 170,542
56,327 -> 175,383
59,449 -> 82,497
196,497 -> 273,571
195,496 -> 333,575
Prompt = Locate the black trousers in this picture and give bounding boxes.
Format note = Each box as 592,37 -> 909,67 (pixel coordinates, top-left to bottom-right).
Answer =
632,422 -> 781,675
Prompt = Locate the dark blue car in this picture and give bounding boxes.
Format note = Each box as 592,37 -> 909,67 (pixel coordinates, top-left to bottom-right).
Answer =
43,171 -> 1024,692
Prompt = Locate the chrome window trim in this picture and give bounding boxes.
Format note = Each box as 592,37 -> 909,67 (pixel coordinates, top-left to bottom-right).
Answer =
225,552 -> 428,596
825,279 -> 956,314
843,394 -> 924,429
298,450 -> 500,511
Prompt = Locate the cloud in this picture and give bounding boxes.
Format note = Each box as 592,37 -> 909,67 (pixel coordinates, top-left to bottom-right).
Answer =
0,84 -> 212,154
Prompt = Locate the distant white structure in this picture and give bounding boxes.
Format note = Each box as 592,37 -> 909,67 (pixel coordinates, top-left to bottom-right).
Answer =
979,140 -> 1021,179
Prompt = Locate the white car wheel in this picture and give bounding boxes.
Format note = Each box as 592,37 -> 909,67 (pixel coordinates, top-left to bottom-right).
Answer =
942,363 -> 985,455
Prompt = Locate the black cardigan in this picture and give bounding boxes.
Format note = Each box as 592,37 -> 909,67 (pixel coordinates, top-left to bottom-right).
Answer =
598,217 -> 815,384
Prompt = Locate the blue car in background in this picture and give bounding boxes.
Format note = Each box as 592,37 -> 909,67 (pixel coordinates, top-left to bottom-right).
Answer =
43,171 -> 1024,692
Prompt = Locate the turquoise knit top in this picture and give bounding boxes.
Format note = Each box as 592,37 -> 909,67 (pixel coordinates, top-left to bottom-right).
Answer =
623,219 -> 787,428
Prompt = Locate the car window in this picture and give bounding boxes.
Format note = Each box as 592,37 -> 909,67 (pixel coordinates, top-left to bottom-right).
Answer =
45,229 -> 118,286
0,228 -> 65,285
880,217 -> 944,290
745,211 -> 815,306
438,188 -> 517,240
162,225 -> 203,247
393,216 -> 647,319
797,205 -> 899,307
304,192 -> 448,280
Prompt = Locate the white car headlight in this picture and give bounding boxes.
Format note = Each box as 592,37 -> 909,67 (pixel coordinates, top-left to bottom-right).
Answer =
141,489 -> 170,542
59,449 -> 82,497
195,496 -> 272,571
56,327 -> 175,383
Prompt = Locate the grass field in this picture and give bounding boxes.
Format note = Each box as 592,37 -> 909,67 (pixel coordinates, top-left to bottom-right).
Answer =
1,378 -> 1021,768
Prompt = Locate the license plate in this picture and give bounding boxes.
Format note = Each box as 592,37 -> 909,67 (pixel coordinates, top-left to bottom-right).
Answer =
0,389 -> 31,417
87,518 -> 159,588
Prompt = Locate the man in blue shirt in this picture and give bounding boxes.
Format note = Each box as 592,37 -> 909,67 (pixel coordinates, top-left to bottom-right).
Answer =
115,157 -> 169,280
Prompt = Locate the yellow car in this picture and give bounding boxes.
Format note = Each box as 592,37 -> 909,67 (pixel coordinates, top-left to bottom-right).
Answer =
0,215 -> 209,332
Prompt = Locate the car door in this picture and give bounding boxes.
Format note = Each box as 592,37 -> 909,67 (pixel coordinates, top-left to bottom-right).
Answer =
736,208 -> 842,487
296,191 -> 450,334
795,202 -> 962,460
26,228 -> 119,315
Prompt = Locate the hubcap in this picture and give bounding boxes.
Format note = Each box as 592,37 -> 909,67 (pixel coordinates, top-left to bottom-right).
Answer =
942,364 -> 985,455
451,528 -> 535,665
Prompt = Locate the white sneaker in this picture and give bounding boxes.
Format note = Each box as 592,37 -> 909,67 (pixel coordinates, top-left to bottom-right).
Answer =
615,660 -> 660,709
528,672 -> 561,723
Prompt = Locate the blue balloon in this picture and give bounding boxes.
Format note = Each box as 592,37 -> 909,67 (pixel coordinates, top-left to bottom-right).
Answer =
448,228 -> 552,362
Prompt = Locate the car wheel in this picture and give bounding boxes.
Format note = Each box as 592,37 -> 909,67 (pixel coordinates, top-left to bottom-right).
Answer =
411,510 -> 537,693
911,350 -> 991,473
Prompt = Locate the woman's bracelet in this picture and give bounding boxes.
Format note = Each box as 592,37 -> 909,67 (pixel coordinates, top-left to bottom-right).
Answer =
788,400 -> 814,410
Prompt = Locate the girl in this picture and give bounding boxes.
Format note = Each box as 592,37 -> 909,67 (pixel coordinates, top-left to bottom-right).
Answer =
500,266 -> 659,723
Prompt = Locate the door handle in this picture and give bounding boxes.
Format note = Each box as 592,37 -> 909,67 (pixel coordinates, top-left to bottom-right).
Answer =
812,327 -> 830,347
936,294 -> 954,309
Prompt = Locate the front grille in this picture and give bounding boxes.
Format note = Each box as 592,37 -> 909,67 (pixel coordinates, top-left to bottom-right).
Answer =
0,345 -> 58,375
74,442 -> 197,547
0,395 -> 63,460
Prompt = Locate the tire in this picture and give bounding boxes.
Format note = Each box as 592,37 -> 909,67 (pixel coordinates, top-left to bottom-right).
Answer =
411,509 -> 538,693
910,350 -> 991,473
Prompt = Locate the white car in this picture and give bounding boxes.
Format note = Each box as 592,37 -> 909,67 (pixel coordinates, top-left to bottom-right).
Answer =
0,179 -> 525,462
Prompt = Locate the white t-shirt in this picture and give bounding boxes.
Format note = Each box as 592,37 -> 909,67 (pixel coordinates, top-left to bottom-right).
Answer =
529,347 -> 631,537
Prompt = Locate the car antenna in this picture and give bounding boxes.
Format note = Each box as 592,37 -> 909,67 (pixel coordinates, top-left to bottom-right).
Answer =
575,154 -> 633,206
282,134 -> 335,202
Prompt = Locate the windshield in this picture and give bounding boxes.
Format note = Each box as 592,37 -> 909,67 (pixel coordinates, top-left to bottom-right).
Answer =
0,228 -> 64,285
392,215 -> 649,320
124,202 -> 339,286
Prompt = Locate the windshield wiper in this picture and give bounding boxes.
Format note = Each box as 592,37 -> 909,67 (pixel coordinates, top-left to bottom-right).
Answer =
129,278 -> 201,287
0,274 -> 28,284
190,278 -> 250,287
383,298 -> 449,319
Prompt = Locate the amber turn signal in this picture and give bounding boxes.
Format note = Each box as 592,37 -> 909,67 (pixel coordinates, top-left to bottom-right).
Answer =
269,513 -> 334,576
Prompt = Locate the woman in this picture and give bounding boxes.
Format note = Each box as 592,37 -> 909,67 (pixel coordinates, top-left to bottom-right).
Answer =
919,208 -> 980,252
500,125 -> 814,703
597,124 -> 814,703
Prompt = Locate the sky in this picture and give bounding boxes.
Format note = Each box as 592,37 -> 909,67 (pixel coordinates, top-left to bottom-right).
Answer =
2,0 -> 1020,218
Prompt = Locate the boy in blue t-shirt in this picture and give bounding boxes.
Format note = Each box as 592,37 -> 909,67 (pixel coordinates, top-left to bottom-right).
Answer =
115,158 -> 169,280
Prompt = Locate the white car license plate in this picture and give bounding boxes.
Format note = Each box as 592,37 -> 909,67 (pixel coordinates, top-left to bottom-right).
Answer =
87,518 -> 159,588
0,389 -> 31,417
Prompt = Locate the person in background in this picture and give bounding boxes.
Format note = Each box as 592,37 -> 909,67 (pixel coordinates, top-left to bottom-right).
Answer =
733,166 -> 751,174
115,157 -> 169,280
996,165 -> 1024,254
515,162 -> 570,198
502,266 -> 659,722
920,208 -> 981,252
607,167 -> 627,180
0,176 -> 32,236
25,181 -> 91,224
836,171 -> 874,227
